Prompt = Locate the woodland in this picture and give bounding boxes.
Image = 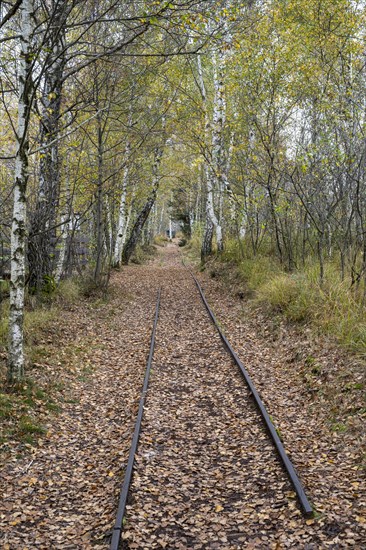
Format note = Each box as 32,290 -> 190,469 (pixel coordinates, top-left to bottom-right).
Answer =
1,0 -> 366,381
0,1 -> 366,547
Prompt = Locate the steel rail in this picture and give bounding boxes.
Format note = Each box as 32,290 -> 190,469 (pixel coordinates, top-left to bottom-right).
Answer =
188,269 -> 313,517
110,287 -> 162,550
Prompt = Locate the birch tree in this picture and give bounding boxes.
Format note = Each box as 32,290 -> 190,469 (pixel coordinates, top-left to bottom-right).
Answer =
28,0 -> 69,293
7,0 -> 35,383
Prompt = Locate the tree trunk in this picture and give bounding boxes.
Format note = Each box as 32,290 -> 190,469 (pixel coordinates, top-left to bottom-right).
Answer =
210,50 -> 226,252
55,164 -> 72,283
201,216 -> 214,262
122,146 -> 164,265
8,0 -> 34,383
112,142 -> 130,267
94,115 -> 104,283
28,0 -> 67,293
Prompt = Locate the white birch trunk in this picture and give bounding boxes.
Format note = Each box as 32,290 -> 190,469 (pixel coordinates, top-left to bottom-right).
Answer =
197,43 -> 226,254
210,50 -> 226,251
112,142 -> 130,267
121,200 -> 133,250
55,215 -> 67,283
104,198 -> 113,255
8,0 -> 34,382
158,204 -> 165,234
55,166 -> 72,283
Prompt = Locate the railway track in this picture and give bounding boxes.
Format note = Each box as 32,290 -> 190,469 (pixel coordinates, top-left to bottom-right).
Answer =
110,266 -> 312,550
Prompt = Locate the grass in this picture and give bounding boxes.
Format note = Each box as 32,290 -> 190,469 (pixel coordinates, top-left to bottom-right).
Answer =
255,262 -> 366,354
56,278 -> 81,304
0,392 -> 13,419
1,296 -> 64,351
78,364 -> 94,382
206,235 -> 366,356
0,273 -> 104,457
130,243 -> 157,264
0,281 -> 81,454
0,278 -> 9,299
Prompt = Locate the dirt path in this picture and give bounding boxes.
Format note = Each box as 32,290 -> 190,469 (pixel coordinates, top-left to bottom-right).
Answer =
0,243 -> 365,549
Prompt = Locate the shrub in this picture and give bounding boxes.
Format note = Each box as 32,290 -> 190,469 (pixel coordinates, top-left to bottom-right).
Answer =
153,234 -> 168,247
56,278 -> 81,304
250,258 -> 366,354
131,244 -> 156,264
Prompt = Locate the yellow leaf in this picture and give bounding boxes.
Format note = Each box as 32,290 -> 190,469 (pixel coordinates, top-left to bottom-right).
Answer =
215,504 -> 224,512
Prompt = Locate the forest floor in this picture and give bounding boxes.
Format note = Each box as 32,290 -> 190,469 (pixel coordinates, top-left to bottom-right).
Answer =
0,243 -> 365,549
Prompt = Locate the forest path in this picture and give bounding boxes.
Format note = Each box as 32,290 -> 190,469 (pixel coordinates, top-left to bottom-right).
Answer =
0,243 -> 364,549
123,245 -> 294,549
120,245 -> 365,549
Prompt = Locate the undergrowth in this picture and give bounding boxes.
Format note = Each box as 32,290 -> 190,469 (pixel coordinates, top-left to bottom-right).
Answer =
153,234 -> 169,247
188,232 -> 366,356
130,243 -> 157,264
0,378 -> 58,452
0,277 -> 84,455
252,261 -> 366,355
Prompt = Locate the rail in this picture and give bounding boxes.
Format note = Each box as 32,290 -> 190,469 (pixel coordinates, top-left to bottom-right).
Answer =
110,288 -> 161,550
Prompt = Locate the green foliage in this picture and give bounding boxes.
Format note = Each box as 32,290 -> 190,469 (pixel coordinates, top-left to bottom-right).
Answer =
239,256 -> 283,292
0,378 -> 59,451
331,422 -> 347,433
19,415 -> 46,435
0,313 -> 8,349
0,392 -> 13,419
42,274 -> 56,295
184,225 -> 203,258
219,238 -> 366,354
24,307 -> 58,346
249,258 -> 366,354
259,274 -> 299,312
130,244 -> 156,265
0,278 -> 9,296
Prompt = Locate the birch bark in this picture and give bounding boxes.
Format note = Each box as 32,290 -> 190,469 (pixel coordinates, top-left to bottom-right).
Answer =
113,140 -> 131,267
8,0 -> 34,382
210,50 -> 225,251
197,51 -> 224,258
55,167 -> 72,283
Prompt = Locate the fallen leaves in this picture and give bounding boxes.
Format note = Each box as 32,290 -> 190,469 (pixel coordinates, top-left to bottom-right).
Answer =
1,245 -> 365,548
0,263 -> 161,548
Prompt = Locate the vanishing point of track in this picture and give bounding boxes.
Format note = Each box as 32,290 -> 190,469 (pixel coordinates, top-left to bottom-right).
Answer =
110,262 -> 312,550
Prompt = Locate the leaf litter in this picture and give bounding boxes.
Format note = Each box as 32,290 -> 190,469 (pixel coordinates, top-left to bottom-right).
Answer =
0,243 -> 365,549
